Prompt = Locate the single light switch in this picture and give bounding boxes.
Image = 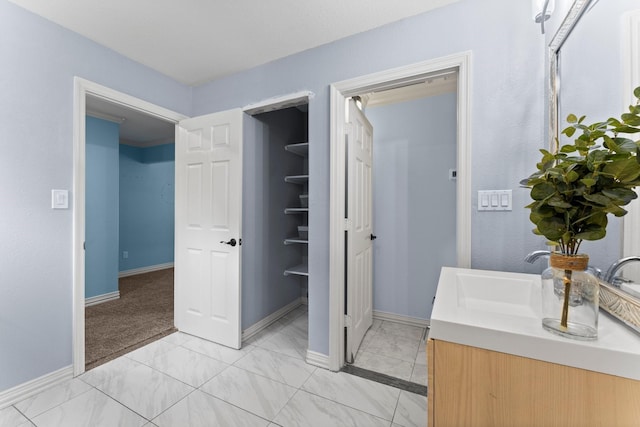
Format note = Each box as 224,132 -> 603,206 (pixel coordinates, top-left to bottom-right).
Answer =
481,194 -> 489,207
501,193 -> 509,207
52,189 -> 69,209
490,194 -> 499,207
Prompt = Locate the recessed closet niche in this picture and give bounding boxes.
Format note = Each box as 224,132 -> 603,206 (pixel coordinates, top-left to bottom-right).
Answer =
241,103 -> 309,333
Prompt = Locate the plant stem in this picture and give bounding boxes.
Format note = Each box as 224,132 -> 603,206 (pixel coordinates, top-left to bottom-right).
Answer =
561,269 -> 572,329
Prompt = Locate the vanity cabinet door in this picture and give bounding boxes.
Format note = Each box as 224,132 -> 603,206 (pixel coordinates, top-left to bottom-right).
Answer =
429,339 -> 640,426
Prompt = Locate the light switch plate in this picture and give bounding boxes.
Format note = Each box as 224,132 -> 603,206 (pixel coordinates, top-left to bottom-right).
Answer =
478,190 -> 511,211
52,189 -> 69,209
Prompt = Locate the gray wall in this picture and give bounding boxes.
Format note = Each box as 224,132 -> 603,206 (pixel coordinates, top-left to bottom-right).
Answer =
242,109 -> 308,329
191,0 -> 547,356
366,93 -> 457,320
0,0 -> 191,392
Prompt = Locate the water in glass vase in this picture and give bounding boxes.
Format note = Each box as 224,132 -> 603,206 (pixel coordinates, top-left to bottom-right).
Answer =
541,253 -> 599,340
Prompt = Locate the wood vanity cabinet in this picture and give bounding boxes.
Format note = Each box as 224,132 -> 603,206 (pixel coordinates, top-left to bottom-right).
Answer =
427,339 -> 640,427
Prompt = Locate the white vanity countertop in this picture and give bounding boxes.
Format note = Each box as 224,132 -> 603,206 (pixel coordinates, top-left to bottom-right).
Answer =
430,267 -> 640,380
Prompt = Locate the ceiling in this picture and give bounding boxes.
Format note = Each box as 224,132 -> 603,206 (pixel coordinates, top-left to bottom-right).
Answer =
9,0 -> 457,86
86,95 -> 175,147
24,0 -> 459,144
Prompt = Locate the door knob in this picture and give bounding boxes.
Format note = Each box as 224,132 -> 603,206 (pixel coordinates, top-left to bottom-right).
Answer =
220,238 -> 237,247
370,234 -> 377,240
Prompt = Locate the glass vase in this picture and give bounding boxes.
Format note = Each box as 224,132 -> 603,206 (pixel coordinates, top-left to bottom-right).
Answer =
541,253 -> 599,340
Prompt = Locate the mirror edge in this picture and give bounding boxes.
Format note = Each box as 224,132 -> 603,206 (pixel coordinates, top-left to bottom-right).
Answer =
548,0 -> 593,151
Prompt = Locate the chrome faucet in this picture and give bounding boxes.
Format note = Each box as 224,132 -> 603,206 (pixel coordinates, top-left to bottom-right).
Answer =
524,250 -> 550,264
603,256 -> 640,285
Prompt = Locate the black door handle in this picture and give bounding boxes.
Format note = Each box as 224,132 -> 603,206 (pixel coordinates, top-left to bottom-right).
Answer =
220,238 -> 237,247
370,234 -> 377,240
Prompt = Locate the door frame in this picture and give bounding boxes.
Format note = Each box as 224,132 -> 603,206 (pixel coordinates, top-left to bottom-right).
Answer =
72,77 -> 187,376
328,52 -> 472,371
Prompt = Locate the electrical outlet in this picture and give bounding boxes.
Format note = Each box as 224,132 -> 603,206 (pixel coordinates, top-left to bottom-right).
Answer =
122,251 -> 128,259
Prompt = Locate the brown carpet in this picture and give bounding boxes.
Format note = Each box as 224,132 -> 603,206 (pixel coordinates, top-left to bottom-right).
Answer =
85,268 -> 176,370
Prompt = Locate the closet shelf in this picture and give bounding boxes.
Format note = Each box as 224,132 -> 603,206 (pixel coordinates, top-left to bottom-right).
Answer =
284,237 -> 309,245
284,263 -> 309,276
284,142 -> 309,157
284,175 -> 309,184
284,207 -> 309,214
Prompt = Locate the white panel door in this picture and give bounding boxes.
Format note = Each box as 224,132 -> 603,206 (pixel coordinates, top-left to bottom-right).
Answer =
175,109 -> 243,349
346,99 -> 374,362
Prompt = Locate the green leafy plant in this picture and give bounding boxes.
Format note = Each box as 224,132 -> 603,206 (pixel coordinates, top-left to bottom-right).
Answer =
525,86 -> 640,256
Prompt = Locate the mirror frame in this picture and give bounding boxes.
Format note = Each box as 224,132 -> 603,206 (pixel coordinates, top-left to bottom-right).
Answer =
549,0 -> 640,335
547,0 -> 592,151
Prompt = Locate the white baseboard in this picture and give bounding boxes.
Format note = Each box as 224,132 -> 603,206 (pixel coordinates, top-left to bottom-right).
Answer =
306,350 -> 330,370
0,365 -> 73,410
373,310 -> 430,328
242,298 -> 303,342
118,262 -> 174,278
85,291 -> 120,307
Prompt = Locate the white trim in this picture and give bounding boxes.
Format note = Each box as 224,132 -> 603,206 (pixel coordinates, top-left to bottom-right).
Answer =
0,366 -> 73,409
305,350 -> 331,370
118,262 -> 174,278
85,110 -> 125,124
85,291 -> 120,307
372,310 -> 430,328
241,298 -> 303,342
242,91 -> 314,115
328,52 -> 472,371
623,10 -> 640,277
73,77 -> 187,377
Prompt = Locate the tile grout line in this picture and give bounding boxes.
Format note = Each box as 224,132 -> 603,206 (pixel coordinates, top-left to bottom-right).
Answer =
18,378 -> 96,424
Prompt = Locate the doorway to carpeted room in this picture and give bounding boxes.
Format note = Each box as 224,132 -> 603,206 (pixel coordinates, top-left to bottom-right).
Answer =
85,268 -> 176,370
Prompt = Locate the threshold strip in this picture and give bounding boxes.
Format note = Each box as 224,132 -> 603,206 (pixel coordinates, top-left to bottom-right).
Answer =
340,365 -> 427,396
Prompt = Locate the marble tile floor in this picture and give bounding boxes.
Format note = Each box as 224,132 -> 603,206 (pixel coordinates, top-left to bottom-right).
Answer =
0,306 -> 427,427
352,319 -> 428,387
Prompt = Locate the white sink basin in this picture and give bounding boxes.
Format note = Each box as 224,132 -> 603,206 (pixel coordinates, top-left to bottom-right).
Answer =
455,271 -> 539,318
430,267 -> 640,380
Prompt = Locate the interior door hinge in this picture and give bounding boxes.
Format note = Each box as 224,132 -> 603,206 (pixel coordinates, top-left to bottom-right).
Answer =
344,314 -> 352,327
347,352 -> 355,364
344,218 -> 350,231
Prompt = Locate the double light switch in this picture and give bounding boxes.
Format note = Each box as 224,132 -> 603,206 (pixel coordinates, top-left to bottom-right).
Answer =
478,190 -> 512,211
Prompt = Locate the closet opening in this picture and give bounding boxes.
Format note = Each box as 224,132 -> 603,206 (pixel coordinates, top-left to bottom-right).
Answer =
240,99 -> 310,361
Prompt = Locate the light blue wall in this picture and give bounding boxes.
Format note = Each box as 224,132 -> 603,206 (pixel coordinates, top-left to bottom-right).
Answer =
366,93 -> 457,320
85,117 -> 120,299
192,0 -> 547,356
119,144 -> 175,272
0,0 -> 191,392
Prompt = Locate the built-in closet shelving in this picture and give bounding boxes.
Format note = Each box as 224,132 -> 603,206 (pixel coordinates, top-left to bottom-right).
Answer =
283,139 -> 309,277
284,175 -> 309,184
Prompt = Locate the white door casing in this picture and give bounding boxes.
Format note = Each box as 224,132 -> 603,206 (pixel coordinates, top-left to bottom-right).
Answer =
175,109 -> 243,349
73,78 -> 187,376
346,100 -> 374,362
329,52 -> 472,371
